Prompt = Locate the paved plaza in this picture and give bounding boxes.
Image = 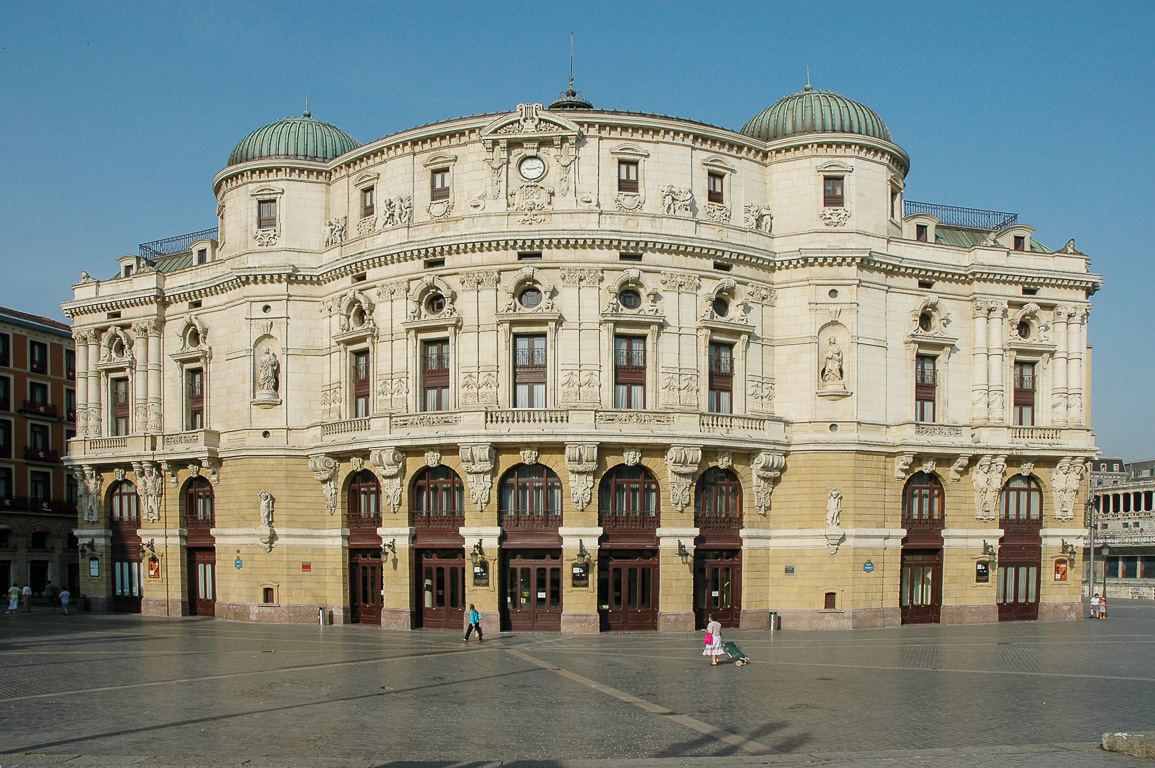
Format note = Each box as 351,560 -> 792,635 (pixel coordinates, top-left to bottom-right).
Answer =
2,601 -> 1154,768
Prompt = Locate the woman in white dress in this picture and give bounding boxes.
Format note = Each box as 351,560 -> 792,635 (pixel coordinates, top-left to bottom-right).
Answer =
702,614 -> 725,666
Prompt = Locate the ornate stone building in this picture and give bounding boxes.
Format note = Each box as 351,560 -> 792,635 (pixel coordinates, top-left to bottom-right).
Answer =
64,84 -> 1100,631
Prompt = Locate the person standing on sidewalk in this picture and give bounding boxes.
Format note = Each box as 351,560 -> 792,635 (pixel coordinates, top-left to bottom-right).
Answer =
1091,593 -> 1101,619
463,604 -> 483,643
21,584 -> 32,612
1099,594 -> 1108,620
59,587 -> 71,615
6,583 -> 19,613
44,580 -> 57,610
702,614 -> 725,666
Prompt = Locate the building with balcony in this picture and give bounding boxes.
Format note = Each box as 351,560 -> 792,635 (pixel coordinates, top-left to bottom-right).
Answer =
63,83 -> 1100,630
1088,458 -> 1155,599
0,306 -> 79,601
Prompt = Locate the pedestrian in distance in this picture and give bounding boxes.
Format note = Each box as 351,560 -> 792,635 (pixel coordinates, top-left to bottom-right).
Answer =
59,587 -> 71,615
45,580 -> 57,610
1090,592 -> 1101,619
6,583 -> 19,613
21,584 -> 32,612
702,613 -> 725,666
463,603 -> 483,643
1099,594 -> 1107,620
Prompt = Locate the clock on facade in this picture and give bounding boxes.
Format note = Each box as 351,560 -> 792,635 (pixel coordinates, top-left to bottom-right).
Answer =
518,155 -> 546,181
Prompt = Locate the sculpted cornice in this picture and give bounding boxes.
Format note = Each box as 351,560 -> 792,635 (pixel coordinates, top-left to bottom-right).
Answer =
212,161 -> 332,197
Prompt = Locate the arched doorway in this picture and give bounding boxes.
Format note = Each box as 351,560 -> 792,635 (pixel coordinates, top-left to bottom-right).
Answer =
108,480 -> 141,613
598,464 -> 660,631
347,469 -> 382,625
900,471 -> 944,624
411,466 -> 466,630
694,467 -> 742,629
183,476 -> 216,616
499,463 -> 563,632
998,475 -> 1043,621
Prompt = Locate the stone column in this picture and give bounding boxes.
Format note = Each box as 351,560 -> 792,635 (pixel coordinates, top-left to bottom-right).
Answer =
460,525 -> 502,638
986,302 -> 1007,422
148,323 -> 162,432
1067,308 -> 1086,425
377,526 -> 416,630
656,527 -> 699,631
72,331 -> 90,436
86,334 -> 102,436
559,526 -> 602,634
972,301 -> 989,422
1052,307 -> 1069,426
131,324 -> 149,433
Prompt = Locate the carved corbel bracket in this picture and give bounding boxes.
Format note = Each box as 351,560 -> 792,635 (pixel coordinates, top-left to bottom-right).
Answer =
370,448 -> 406,514
459,444 -> 495,510
750,450 -> 786,515
665,445 -> 702,513
308,454 -> 339,515
565,443 -> 598,511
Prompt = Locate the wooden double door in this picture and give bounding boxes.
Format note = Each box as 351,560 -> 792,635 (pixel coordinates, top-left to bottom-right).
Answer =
900,548 -> 943,624
417,549 -> 465,630
694,550 -> 741,629
187,548 -> 216,617
350,549 -> 383,625
502,550 -> 562,632
599,550 -> 659,631
998,534 -> 1041,621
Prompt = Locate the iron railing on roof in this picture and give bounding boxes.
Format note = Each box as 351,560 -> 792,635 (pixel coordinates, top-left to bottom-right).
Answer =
139,227 -> 219,259
904,201 -> 1017,231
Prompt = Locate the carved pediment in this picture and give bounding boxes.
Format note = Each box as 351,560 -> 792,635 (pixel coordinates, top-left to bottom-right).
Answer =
480,103 -> 581,140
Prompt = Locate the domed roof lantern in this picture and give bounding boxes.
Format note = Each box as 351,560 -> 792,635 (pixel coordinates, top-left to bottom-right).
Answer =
227,104 -> 362,167
548,34 -> 593,110
740,82 -> 893,143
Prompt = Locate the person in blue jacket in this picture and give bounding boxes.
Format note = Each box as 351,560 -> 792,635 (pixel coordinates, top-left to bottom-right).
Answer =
463,604 -> 483,643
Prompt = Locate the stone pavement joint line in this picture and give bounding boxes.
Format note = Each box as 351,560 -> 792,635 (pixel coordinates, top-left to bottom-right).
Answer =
501,644 -> 776,756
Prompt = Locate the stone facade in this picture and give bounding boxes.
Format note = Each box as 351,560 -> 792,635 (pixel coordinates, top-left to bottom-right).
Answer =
62,90 -> 1101,630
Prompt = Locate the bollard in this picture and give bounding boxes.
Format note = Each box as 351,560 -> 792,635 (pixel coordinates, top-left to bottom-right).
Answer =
769,611 -> 780,632
318,606 -> 324,627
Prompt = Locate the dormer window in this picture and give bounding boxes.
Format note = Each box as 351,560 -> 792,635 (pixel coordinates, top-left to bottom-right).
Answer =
258,199 -> 277,229
823,177 -> 844,207
1014,235 -> 1026,251
361,187 -> 375,218
431,169 -> 450,201
123,265 -> 133,278
916,224 -> 928,242
196,248 -> 208,265
618,161 -> 639,193
707,172 -> 724,204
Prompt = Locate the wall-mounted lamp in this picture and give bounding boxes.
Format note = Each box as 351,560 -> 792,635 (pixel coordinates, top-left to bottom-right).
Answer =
382,538 -> 397,562
982,540 -> 998,565
576,540 -> 591,568
470,540 -> 485,566
78,539 -> 96,558
677,540 -> 691,566
1061,539 -> 1078,561
139,538 -> 157,559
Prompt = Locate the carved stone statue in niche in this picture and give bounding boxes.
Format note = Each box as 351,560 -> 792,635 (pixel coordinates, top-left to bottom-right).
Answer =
826,488 -> 843,529
820,336 -> 844,386
254,347 -> 280,406
259,490 -> 275,526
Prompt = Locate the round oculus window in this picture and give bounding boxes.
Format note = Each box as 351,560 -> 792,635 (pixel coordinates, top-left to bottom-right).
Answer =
712,297 -> 730,317
919,313 -> 933,332
828,289 -> 839,299
619,290 -> 641,310
427,294 -> 446,315
519,288 -> 542,309
1017,320 -> 1031,339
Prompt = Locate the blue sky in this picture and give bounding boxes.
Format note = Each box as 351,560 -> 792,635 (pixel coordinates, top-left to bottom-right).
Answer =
1,1 -> 1152,459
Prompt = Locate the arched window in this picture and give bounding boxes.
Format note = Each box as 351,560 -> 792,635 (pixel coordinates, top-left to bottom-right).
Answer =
347,470 -> 380,529
902,472 -> 944,527
599,465 -> 660,530
109,481 -> 138,526
1001,475 -> 1043,525
184,477 -> 214,529
29,525 -> 50,550
411,466 -> 465,528
499,464 -> 562,529
695,467 -> 741,529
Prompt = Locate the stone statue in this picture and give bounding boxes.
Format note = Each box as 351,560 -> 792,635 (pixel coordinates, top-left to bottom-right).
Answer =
259,490 -> 275,527
257,347 -> 279,395
821,336 -> 844,386
826,488 -> 843,528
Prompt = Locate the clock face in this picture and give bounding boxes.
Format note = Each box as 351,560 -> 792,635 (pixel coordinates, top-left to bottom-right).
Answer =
519,156 -> 546,181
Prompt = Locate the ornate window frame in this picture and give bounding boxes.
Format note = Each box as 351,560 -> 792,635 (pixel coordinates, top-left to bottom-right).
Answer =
96,327 -> 136,437
496,268 -> 560,408
250,186 -> 283,246
701,155 -> 736,223
422,153 -> 458,220
816,160 -> 853,226
402,276 -> 462,411
600,269 -> 663,409
610,144 -> 649,211
697,279 -> 752,412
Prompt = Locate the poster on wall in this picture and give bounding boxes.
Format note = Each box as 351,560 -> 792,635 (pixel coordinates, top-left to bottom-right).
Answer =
1054,560 -> 1068,581
148,557 -> 160,579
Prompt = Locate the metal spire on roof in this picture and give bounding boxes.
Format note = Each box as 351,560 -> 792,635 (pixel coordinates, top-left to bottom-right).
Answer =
548,33 -> 593,110
805,68 -> 812,92
303,96 -> 311,119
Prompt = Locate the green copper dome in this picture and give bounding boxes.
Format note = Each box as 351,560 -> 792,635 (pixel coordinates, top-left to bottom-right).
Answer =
227,110 -> 362,167
741,85 -> 892,143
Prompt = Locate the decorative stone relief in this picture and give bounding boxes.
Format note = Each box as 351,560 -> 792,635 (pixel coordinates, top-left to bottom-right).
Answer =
255,228 -> 279,247
948,456 -> 971,483
565,443 -> 598,511
894,454 -> 914,481
322,384 -> 341,420
257,490 -> 276,552
748,377 -> 775,414
825,488 -> 845,555
559,268 -> 603,286
750,450 -> 786,515
370,448 -> 406,514
920,458 -> 937,476
375,376 -> 408,411
379,196 -> 413,228
659,272 -> 701,293
660,186 -> 694,216
424,450 -> 442,468
1019,462 -> 1035,477
665,445 -> 702,512
356,216 -> 377,236
308,455 -> 339,516
661,371 -> 699,407
745,284 -> 777,306
560,369 -> 600,404
459,271 -> 501,290
77,466 -> 102,523
819,207 -> 851,227
519,448 -> 539,465
324,216 -> 347,247
146,403 -> 162,433
99,327 -> 134,365
614,191 -> 645,211
744,203 -> 773,233
131,461 -> 164,523
350,457 -> 364,473
114,468 -> 126,482
509,182 -> 555,224
704,203 -> 730,223
1051,457 -> 1085,521
459,444 -> 496,510
461,372 -> 498,406
716,451 -> 732,470
971,455 -> 1007,521
623,449 -> 642,467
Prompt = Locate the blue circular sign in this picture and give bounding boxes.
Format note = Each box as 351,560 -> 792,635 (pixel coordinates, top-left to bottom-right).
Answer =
235,559 -> 243,569
863,561 -> 874,573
